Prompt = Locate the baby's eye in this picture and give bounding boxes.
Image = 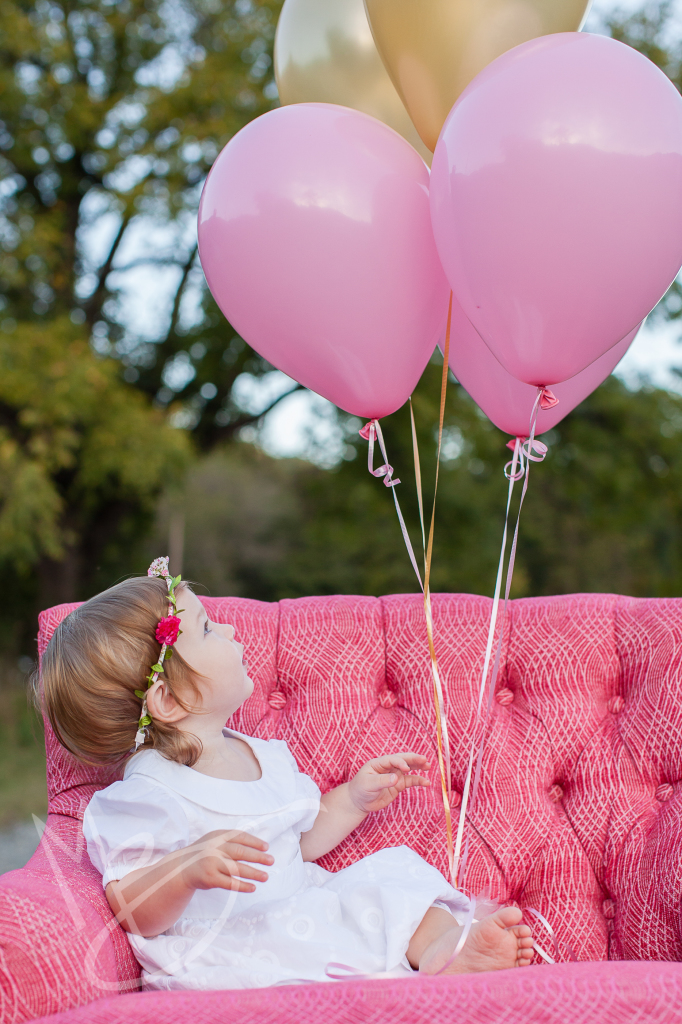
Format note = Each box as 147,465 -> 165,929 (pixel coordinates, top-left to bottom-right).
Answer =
203,619 -> 211,635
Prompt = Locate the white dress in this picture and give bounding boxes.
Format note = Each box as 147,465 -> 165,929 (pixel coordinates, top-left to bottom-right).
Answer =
83,728 -> 470,991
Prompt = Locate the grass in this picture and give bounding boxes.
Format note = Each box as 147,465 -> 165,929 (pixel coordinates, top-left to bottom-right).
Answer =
0,658 -> 47,828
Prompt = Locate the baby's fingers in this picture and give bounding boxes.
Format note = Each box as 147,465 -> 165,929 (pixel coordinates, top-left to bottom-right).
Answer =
401,774 -> 431,788
376,772 -> 430,790
386,752 -> 431,770
220,860 -> 269,883
223,842 -> 274,866
365,772 -> 400,791
216,874 -> 262,893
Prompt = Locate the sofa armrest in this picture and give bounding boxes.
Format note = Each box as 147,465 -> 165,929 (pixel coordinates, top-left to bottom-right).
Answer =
0,814 -> 139,1024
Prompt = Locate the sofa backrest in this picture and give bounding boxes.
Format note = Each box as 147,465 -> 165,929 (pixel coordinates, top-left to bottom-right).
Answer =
38,592 -> 682,963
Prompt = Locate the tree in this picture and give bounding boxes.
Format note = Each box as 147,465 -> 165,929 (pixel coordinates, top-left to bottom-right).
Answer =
0,0 -> 293,445
4,0 -> 682,634
0,0 -> 293,627
0,316 -> 190,611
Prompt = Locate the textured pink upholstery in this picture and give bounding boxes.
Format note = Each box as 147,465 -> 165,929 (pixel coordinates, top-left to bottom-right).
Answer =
28,962 -> 682,1024
2,592 -> 682,1023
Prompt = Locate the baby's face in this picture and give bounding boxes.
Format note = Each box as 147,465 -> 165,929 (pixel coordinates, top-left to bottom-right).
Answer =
173,587 -> 253,719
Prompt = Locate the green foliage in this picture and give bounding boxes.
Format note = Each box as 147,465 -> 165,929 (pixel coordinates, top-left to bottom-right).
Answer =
0,0 -> 280,623
0,314 -> 189,577
0,0 -> 288,452
604,0 -> 682,321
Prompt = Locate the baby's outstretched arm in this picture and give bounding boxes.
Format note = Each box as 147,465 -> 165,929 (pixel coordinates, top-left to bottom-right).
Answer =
106,830 -> 273,938
300,752 -> 431,862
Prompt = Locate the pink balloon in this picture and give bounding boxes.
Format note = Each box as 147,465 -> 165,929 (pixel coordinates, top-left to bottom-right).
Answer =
445,294 -> 640,437
430,33 -> 682,386
198,103 -> 449,419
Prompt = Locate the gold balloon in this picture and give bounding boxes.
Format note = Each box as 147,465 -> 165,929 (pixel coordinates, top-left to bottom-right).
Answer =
364,0 -> 592,152
274,0 -> 432,164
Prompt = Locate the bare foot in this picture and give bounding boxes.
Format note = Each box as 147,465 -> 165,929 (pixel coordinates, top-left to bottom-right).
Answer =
419,907 -> 534,976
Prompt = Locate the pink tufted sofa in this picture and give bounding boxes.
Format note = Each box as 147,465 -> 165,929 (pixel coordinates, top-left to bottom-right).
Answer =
2,592 -> 682,1024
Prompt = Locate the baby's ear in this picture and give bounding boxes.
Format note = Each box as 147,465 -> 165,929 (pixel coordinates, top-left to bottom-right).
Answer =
146,681 -> 187,723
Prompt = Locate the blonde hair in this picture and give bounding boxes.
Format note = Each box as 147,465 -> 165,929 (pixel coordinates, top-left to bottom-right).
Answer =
36,576 -> 203,768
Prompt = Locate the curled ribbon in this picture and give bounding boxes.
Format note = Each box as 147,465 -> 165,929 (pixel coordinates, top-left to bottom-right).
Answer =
360,418 -> 423,591
504,438 -> 548,480
359,421 -> 401,487
359,293 -> 456,885
523,906 -> 578,965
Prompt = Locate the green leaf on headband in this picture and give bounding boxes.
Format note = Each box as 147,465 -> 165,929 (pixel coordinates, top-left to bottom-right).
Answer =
134,689 -> 145,699
145,673 -> 156,683
164,649 -> 173,659
140,715 -> 152,727
150,663 -> 164,673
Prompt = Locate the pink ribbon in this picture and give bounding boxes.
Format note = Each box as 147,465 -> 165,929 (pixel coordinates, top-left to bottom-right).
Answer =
357,393 -> 572,964
324,900 -> 574,981
523,906 -> 578,964
359,419 -> 401,487
359,417 -> 455,847
325,963 -> 396,981
359,419 -> 425,591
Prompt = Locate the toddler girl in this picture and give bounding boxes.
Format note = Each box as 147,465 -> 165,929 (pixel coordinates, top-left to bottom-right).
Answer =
39,558 -> 533,991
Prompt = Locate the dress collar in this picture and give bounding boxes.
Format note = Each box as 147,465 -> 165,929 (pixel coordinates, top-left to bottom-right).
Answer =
123,728 -> 296,815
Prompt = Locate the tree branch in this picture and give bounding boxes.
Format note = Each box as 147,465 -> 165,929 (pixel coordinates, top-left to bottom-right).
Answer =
109,256 -> 191,273
160,245 -> 199,349
199,383 -> 305,449
84,211 -> 133,325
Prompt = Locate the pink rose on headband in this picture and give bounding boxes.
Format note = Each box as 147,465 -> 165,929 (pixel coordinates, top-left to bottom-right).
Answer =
156,615 -> 181,646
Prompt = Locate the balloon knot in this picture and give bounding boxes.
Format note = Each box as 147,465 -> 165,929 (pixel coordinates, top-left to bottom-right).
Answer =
539,387 -> 559,410
358,421 -> 375,440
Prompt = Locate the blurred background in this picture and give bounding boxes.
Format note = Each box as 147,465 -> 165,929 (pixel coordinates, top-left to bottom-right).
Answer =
1,0 -> 682,863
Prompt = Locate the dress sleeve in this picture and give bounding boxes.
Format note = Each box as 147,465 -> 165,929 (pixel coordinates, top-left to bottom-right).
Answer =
82,778 -> 191,888
268,739 -> 321,834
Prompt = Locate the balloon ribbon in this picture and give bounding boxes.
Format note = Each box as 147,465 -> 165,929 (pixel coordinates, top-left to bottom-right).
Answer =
359,307 -> 563,962
359,291 -> 455,881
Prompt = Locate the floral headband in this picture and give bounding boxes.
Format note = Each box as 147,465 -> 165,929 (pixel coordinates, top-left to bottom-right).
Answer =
134,556 -> 183,751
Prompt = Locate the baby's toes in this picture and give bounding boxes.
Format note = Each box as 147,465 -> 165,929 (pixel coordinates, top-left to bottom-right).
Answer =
517,952 -> 534,967
494,906 -> 523,929
510,924 -> 532,940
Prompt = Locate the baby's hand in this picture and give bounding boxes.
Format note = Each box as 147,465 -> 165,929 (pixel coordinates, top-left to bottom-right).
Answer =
348,753 -> 431,814
180,829 -> 274,894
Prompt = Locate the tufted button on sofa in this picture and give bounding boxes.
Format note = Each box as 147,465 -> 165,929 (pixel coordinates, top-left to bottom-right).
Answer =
3,592 -> 682,1024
